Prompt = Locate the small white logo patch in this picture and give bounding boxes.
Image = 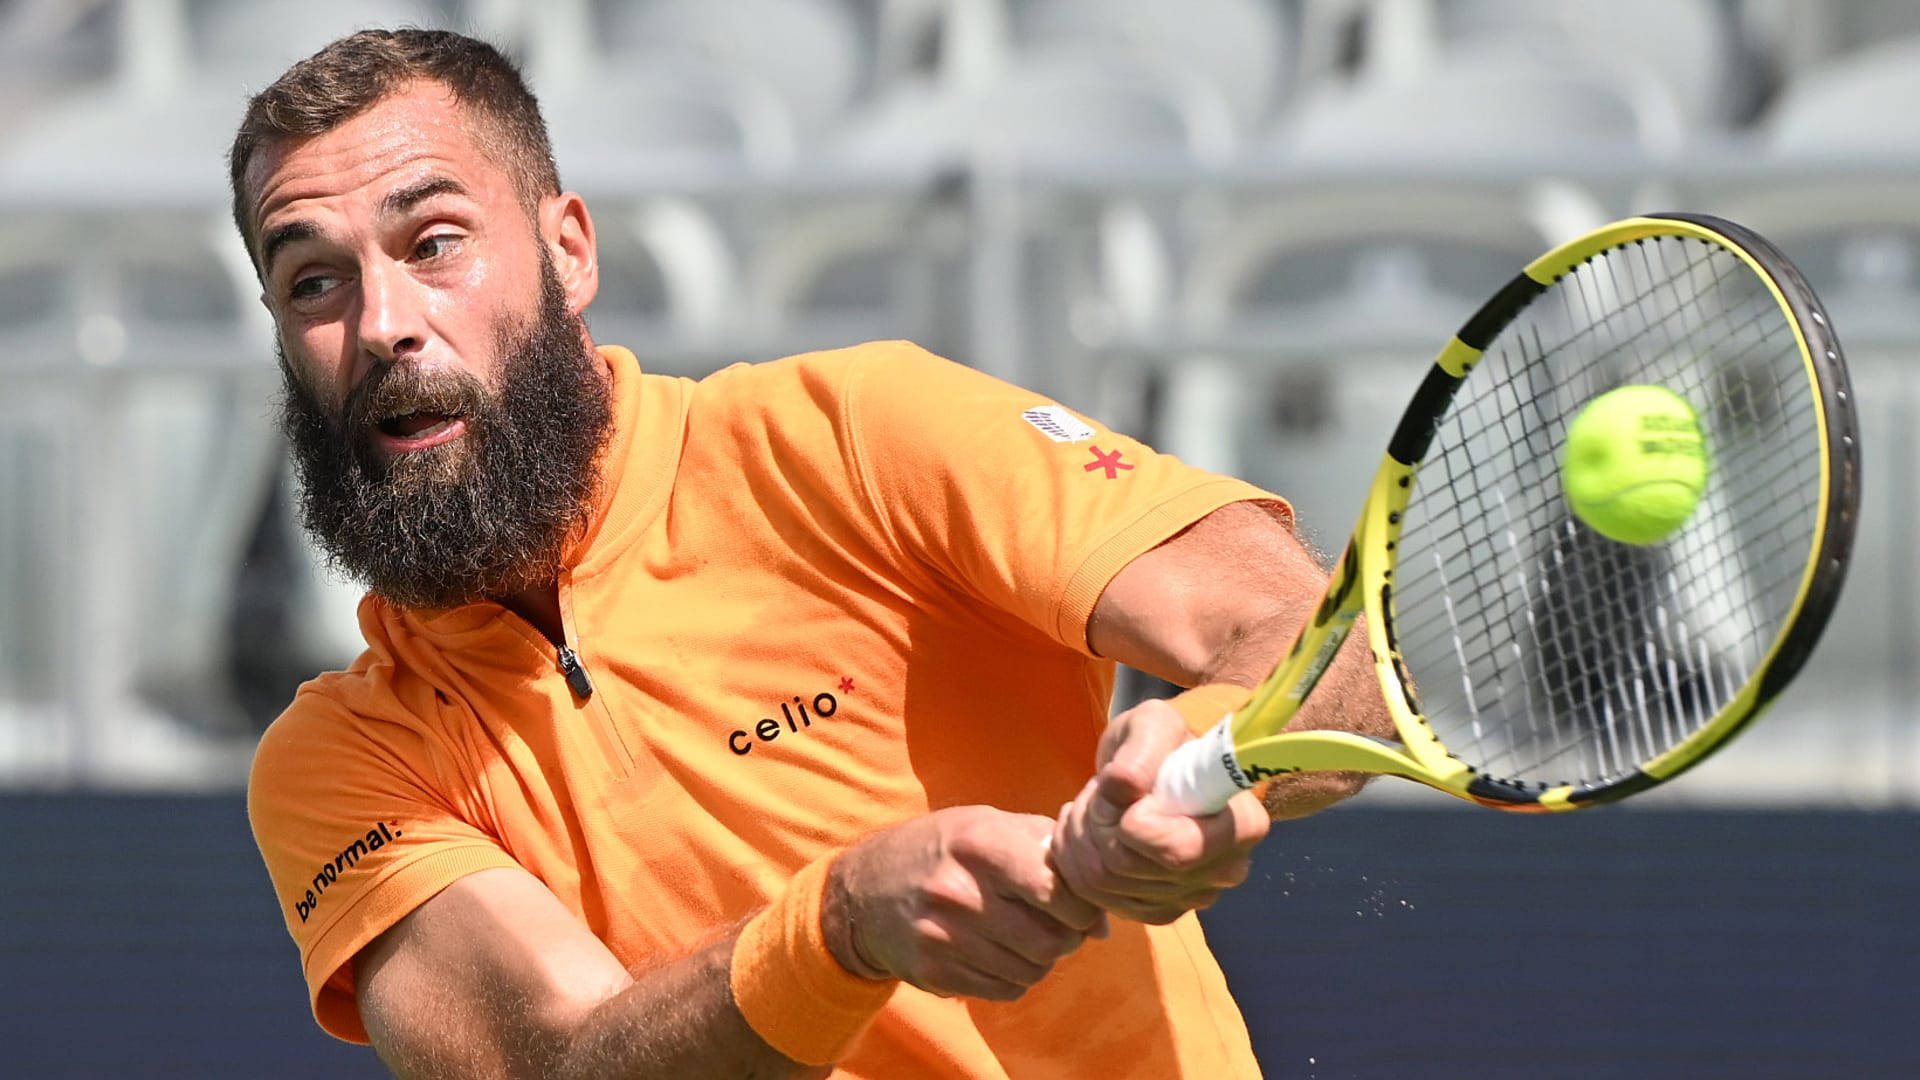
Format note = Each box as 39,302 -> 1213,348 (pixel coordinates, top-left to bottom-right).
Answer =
1021,405 -> 1096,443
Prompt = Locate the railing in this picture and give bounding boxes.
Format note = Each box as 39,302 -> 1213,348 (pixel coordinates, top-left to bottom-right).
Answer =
1,155 -> 1914,801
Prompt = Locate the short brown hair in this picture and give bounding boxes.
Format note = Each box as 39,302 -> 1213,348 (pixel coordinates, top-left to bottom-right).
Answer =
228,28 -> 560,268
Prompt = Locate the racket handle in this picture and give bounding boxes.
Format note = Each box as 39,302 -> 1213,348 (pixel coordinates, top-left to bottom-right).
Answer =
1152,716 -> 1249,816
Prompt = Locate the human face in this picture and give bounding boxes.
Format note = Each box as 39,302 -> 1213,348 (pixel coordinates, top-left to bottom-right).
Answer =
248,83 -> 612,608
249,79 -> 597,430
275,259 -> 611,610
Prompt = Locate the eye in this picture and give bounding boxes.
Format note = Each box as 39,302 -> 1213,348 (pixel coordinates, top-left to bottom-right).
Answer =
288,273 -> 339,303
413,233 -> 461,261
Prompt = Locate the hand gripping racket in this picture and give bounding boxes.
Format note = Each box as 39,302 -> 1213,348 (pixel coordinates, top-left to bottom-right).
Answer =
1156,213 -> 1860,814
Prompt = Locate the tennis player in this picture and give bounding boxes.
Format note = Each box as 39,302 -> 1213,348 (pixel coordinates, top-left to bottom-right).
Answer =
238,29 -> 1388,1079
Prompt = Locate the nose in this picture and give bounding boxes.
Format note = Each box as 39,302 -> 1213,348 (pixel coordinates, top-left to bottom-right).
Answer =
355,257 -> 428,364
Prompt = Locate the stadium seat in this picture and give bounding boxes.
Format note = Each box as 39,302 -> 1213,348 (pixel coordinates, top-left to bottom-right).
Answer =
1271,50 -> 1686,161
0,0 -> 119,131
586,194 -> 748,363
0,383 -> 69,776
1731,37 -> 1920,345
1356,0 -> 1745,131
1738,0 -> 1920,83
1008,0 -> 1293,134
593,0 -> 869,142
1762,36 -> 1920,157
1152,182 -> 1588,506
833,48 -> 1238,172
543,69 -> 790,185
0,204 -> 279,780
191,0 -> 451,90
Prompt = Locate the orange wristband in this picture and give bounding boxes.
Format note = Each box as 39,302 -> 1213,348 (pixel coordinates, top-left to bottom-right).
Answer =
729,852 -> 897,1066
1167,682 -> 1254,736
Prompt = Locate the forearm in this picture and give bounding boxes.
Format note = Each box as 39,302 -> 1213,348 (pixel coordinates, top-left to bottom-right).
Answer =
552,937 -> 827,1080
1168,519 -> 1391,818
360,862 -> 880,1080
1176,509 -> 1389,742
555,851 -> 891,1078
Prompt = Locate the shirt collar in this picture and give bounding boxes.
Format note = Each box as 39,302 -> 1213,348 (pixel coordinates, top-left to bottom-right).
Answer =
373,343 -> 688,635
561,344 -> 687,578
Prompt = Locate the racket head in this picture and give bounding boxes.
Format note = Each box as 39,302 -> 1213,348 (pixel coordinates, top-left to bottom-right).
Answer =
1219,214 -> 1860,812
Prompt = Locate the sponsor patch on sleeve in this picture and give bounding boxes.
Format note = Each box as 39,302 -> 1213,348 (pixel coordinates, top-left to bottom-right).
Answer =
1021,405 -> 1096,443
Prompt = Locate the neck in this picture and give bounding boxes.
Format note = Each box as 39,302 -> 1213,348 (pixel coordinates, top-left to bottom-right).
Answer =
497,580 -> 565,647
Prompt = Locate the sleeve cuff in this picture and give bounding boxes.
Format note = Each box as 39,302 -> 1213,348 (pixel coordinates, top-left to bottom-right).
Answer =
1055,482 -> 1287,654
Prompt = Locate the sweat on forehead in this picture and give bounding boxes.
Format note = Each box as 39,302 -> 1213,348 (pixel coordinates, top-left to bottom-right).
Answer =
227,28 -> 561,268
247,86 -> 539,243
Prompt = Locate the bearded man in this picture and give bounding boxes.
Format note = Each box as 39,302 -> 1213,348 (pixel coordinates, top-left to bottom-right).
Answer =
239,28 -> 1386,1080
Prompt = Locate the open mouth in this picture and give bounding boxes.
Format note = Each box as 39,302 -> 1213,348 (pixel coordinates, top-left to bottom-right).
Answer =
373,410 -> 469,452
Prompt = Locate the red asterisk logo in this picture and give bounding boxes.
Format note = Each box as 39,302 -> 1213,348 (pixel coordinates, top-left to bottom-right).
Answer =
838,677 -> 855,693
1084,445 -> 1134,479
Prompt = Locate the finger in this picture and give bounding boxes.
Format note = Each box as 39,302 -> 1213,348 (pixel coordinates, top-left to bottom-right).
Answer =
1094,704 -> 1191,812
1083,828 -> 1195,885
929,908 -> 1079,993
1025,873 -> 1107,932
1116,790 -> 1270,871
978,891 -> 1093,967
1054,785 -> 1200,904
1094,894 -> 1205,926
1051,793 -> 1165,906
1065,864 -> 1246,905
1006,817 -> 1111,934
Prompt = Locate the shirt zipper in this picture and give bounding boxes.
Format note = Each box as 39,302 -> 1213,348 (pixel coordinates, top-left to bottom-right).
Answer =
556,645 -> 595,699
551,577 -> 633,776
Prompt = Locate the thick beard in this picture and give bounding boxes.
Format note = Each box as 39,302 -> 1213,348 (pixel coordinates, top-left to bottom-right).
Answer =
277,266 -> 612,610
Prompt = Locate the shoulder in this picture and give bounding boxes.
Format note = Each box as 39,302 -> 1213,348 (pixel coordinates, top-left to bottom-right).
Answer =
247,660 -> 443,824
677,340 -> 970,488
691,340 -> 953,413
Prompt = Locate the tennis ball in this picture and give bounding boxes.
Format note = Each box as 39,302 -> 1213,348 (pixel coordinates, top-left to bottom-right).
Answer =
1561,385 -> 1708,545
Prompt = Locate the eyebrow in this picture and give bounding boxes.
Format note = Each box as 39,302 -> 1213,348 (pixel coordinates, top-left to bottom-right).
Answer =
259,176 -> 472,277
380,175 -> 470,218
259,220 -> 319,277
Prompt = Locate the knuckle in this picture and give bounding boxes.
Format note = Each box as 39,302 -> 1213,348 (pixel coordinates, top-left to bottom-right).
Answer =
909,915 -> 952,953
925,865 -> 980,911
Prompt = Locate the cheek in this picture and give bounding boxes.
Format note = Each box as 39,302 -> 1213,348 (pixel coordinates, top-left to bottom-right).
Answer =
278,326 -> 354,405
420,252 -> 519,336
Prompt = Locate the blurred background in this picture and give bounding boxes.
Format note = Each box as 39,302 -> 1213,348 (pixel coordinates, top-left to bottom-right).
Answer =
0,0 -> 1915,1076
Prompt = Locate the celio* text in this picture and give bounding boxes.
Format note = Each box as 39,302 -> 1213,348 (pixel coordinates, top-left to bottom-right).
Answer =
729,691 -> 840,755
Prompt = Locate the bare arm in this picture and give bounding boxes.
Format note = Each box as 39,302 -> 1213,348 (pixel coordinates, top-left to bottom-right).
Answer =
1087,499 -> 1390,817
355,867 -> 821,1080
1051,501 -> 1392,923
356,808 -> 1104,1079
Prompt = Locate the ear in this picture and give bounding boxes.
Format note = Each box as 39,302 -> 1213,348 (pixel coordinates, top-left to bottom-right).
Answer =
539,191 -> 599,317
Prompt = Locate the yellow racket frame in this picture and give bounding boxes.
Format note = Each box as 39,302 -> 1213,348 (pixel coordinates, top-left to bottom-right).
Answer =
1186,215 -> 1856,812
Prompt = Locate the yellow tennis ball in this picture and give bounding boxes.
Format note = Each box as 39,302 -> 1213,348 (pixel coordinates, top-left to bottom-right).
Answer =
1561,385 -> 1708,545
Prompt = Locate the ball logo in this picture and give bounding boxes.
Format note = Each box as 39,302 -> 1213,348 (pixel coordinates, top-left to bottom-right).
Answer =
1636,413 -> 1706,459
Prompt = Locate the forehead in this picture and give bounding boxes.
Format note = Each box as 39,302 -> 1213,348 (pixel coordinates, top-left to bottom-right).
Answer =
247,82 -> 514,235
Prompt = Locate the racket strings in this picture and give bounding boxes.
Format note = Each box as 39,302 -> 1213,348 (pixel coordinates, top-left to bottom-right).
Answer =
1392,235 -> 1823,790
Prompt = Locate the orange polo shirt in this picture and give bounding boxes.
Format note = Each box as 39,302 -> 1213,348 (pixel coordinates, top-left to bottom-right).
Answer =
249,340 -> 1277,1077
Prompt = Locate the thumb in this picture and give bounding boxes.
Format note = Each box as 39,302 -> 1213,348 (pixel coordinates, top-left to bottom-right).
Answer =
1093,703 -> 1190,818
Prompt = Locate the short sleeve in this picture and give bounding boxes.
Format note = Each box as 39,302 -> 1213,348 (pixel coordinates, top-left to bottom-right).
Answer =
247,689 -> 522,1043
842,342 -> 1286,653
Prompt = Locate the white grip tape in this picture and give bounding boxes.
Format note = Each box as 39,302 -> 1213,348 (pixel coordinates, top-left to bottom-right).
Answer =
1152,715 -> 1248,816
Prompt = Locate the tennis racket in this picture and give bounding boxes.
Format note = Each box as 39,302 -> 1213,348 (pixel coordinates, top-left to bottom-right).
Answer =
1156,213 -> 1860,814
